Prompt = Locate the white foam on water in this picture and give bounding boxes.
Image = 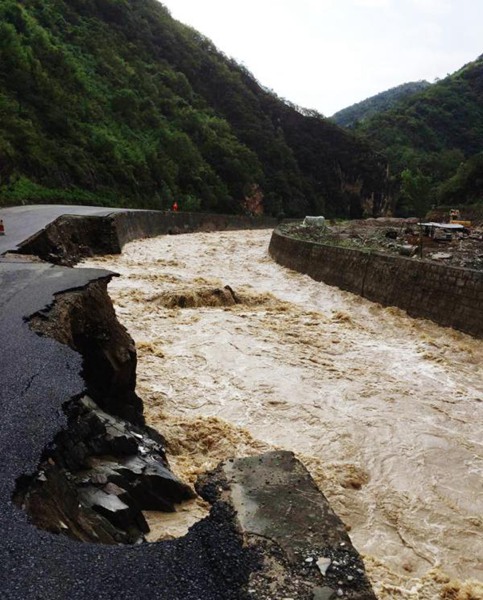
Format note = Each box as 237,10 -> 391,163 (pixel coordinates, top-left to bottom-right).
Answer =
82,229 -> 483,599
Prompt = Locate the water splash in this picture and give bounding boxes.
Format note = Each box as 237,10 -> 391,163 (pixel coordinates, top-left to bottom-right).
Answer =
82,229 -> 483,597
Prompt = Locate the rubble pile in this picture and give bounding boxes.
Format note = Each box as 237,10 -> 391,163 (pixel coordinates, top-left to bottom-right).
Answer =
281,218 -> 483,270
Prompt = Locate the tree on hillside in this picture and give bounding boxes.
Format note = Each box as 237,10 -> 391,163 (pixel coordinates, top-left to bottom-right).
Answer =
354,56 -> 483,208
437,152 -> 483,205
0,0 -> 386,214
400,168 -> 432,218
400,168 -> 433,257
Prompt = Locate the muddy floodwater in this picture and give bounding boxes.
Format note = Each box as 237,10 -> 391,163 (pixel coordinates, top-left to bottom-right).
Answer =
82,229 -> 483,599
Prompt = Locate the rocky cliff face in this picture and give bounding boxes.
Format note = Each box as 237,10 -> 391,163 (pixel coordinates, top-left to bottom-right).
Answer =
15,278 -> 195,544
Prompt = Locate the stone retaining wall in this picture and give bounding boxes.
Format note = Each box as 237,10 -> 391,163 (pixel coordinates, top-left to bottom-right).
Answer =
112,210 -> 276,248
17,210 -> 276,266
269,228 -> 483,338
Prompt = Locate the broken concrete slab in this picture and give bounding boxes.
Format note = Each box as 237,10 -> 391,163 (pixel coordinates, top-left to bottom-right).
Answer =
197,451 -> 376,600
17,394 -> 196,544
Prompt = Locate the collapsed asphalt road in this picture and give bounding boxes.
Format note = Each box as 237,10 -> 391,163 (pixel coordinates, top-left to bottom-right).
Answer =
0,258 -> 264,600
0,205 -> 129,255
0,206 -> 376,599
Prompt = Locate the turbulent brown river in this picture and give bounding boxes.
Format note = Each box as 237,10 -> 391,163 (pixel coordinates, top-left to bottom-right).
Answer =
82,229 -> 483,599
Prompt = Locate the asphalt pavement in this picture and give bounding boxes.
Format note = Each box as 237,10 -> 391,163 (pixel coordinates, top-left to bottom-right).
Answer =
0,207 -> 252,599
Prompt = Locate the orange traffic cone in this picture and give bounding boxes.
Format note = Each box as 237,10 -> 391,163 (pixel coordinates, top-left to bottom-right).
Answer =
0,219 -> 4,235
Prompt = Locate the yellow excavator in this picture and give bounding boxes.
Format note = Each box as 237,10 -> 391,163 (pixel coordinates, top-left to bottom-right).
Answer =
449,209 -> 472,228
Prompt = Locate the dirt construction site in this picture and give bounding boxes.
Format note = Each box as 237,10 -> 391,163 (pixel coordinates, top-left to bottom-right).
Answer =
280,212 -> 483,271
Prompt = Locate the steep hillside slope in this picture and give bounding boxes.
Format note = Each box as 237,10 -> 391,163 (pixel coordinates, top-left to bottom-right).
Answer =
355,56 -> 483,207
0,0 -> 387,217
331,81 -> 431,128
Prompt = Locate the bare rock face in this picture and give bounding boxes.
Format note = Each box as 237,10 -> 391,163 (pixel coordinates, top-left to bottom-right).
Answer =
15,278 -> 195,544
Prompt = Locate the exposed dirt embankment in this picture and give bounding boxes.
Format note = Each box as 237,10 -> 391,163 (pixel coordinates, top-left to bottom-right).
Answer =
17,215 -> 121,266
29,279 -> 142,424
15,278 -> 195,544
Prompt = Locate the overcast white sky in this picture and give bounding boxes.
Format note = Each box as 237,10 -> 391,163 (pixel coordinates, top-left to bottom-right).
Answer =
160,0 -> 483,116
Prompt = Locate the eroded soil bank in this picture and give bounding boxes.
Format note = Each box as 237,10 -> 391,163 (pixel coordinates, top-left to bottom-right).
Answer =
81,229 -> 483,600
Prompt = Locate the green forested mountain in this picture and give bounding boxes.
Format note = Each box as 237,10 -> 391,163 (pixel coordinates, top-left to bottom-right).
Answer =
354,56 -> 483,210
331,81 -> 431,128
0,0 -> 387,217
